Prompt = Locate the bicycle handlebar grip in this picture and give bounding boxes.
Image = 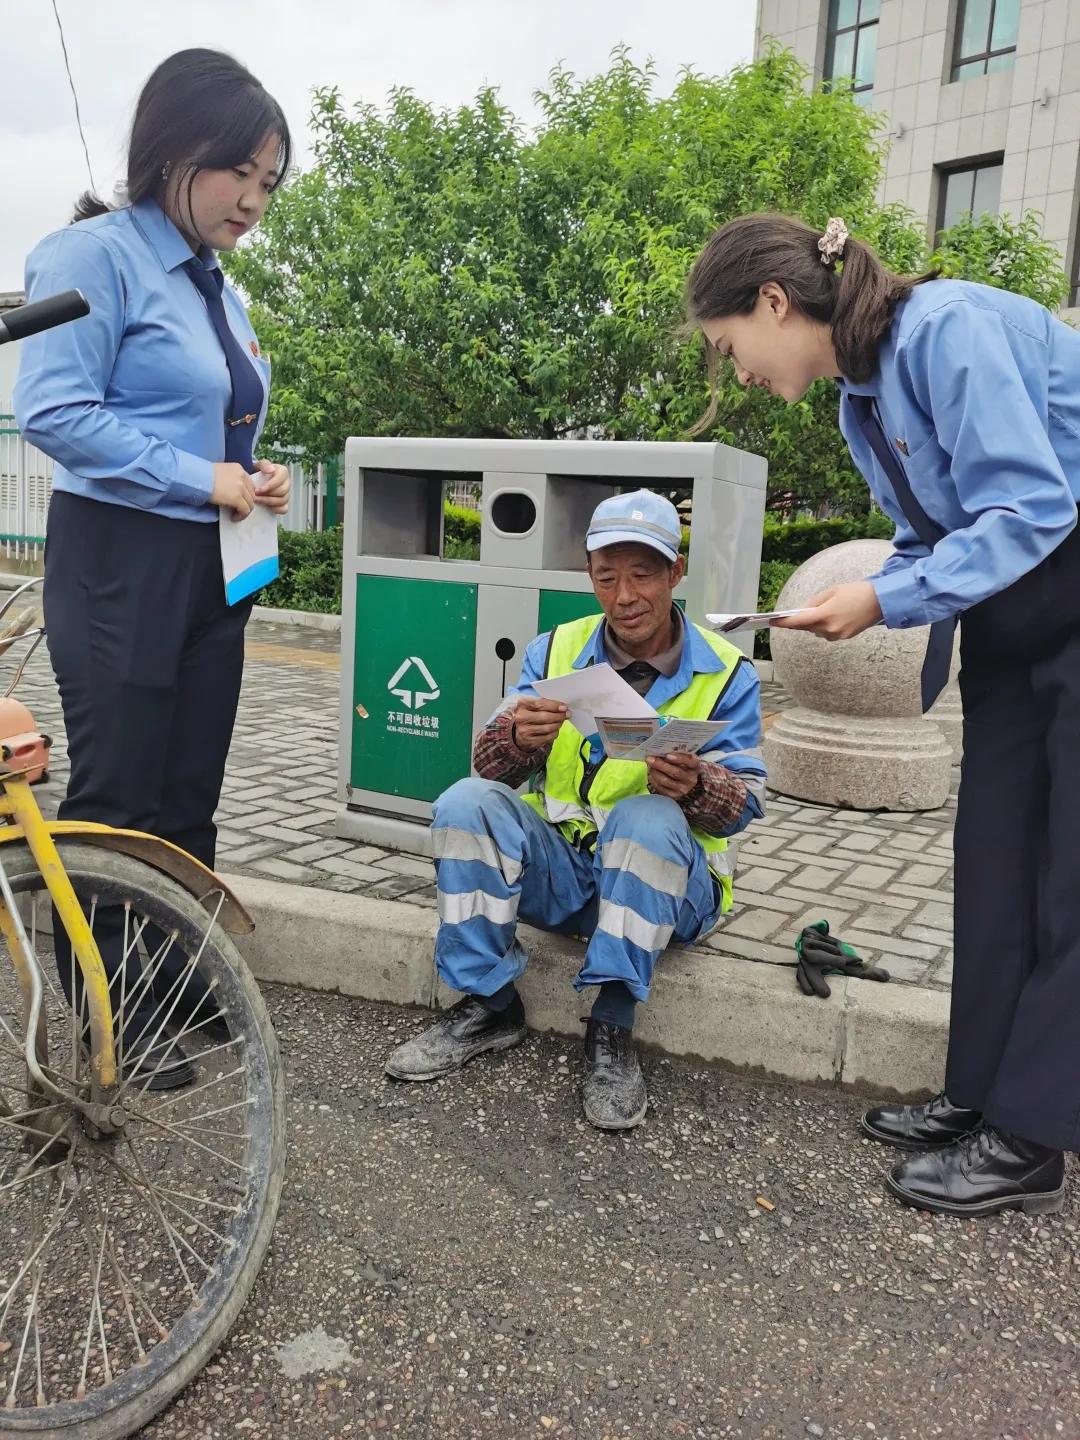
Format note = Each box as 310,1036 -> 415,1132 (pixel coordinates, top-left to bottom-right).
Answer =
0,290 -> 90,345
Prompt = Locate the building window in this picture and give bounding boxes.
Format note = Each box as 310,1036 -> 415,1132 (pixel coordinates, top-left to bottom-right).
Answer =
824,0 -> 879,106
936,158 -> 1003,237
951,0 -> 1020,81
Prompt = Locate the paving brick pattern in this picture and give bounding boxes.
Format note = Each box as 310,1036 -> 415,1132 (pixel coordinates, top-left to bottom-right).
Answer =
13,618 -> 957,992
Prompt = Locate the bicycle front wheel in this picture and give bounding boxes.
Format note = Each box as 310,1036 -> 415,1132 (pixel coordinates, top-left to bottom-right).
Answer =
0,843 -> 284,1438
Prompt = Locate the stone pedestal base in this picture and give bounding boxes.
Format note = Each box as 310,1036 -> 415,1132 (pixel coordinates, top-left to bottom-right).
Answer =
766,709 -> 952,811
926,687 -> 962,765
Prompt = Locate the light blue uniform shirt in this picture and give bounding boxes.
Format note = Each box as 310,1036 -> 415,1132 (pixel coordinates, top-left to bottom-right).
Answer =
838,278 -> 1080,628
504,609 -> 767,838
14,198 -> 269,524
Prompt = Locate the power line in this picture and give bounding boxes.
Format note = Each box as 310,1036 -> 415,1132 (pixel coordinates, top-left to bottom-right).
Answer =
50,0 -> 97,193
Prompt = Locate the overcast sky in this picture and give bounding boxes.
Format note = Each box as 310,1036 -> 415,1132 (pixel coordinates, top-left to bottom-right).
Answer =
1,0 -> 757,292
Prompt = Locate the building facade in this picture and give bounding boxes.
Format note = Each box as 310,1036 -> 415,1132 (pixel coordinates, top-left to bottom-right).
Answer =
754,0 -> 1080,308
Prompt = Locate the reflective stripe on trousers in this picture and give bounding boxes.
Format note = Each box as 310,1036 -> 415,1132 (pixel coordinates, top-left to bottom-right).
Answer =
431,778 -> 721,1001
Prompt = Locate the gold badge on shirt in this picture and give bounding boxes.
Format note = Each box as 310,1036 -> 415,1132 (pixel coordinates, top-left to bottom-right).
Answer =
250,341 -> 260,357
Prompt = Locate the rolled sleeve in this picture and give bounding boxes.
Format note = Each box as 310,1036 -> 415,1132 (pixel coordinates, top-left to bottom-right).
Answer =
689,659 -> 766,838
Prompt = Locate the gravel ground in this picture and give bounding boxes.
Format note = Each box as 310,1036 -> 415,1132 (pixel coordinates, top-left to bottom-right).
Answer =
140,984 -> 1080,1440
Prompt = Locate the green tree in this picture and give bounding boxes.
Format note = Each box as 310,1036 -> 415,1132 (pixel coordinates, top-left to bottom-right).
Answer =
228,48 -> 1068,513
928,209 -> 1070,311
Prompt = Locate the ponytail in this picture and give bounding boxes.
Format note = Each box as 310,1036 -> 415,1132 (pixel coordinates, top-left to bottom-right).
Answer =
685,212 -> 935,390
71,191 -> 111,223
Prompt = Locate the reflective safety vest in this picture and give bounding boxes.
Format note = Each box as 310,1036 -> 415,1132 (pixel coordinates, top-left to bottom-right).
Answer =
520,614 -> 748,911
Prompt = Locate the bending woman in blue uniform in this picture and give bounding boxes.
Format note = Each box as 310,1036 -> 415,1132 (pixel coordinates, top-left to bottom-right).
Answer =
686,212 -> 1080,1220
14,49 -> 291,1090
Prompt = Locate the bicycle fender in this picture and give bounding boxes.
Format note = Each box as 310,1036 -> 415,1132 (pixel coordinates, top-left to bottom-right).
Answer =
0,822 -> 255,934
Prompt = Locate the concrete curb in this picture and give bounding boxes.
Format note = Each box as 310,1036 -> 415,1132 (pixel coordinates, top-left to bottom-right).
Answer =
223,872 -> 949,1099
251,604 -> 342,631
0,581 -> 343,632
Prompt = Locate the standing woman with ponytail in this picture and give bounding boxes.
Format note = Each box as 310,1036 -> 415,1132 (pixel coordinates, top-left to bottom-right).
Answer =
14,49 -> 291,1089
687,213 -> 1080,1219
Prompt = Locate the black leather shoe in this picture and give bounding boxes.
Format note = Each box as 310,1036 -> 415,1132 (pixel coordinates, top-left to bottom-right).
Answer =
582,1020 -> 647,1131
862,1091 -> 981,1150
886,1123 -> 1066,1218
385,993 -> 527,1081
122,1035 -> 196,1092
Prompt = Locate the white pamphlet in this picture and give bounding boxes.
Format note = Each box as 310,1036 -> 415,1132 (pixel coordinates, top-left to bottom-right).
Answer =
596,715 -> 728,762
706,609 -> 809,633
531,663 -> 657,737
219,501 -> 280,606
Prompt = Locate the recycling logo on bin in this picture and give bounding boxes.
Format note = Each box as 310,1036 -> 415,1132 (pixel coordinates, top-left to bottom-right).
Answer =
385,657 -> 442,738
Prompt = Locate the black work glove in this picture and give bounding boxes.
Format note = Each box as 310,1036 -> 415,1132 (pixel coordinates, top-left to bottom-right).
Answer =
794,920 -> 890,999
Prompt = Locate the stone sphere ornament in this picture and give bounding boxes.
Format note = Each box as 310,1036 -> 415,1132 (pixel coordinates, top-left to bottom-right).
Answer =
765,540 -> 952,811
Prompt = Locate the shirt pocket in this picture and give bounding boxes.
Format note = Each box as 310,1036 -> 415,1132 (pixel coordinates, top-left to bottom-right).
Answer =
896,427 -> 949,485
892,432 -> 950,512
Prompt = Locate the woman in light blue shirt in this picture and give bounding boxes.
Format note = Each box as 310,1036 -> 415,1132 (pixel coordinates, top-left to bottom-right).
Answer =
14,49 -> 291,1090
687,212 -> 1080,1221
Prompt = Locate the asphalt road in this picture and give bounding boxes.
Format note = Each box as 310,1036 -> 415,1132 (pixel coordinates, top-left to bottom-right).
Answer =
143,984 -> 1080,1440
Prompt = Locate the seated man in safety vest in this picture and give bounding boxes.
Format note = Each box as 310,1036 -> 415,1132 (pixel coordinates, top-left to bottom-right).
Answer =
386,490 -> 766,1130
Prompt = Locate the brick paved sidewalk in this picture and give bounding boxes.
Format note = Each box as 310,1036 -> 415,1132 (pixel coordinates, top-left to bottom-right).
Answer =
14,617 -> 956,994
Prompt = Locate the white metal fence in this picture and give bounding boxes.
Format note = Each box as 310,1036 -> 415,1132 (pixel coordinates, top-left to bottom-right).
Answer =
0,401 -> 332,556
446,478 -> 480,510
0,401 -> 51,562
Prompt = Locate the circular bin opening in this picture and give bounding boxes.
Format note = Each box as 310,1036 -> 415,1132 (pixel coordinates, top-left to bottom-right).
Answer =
489,490 -> 537,537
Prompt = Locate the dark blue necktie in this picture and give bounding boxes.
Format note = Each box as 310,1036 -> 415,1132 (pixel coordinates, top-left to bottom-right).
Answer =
848,393 -> 957,712
184,258 -> 263,473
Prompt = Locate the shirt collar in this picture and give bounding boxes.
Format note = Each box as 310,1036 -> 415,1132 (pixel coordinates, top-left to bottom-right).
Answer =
603,620 -> 682,678
572,607 -> 726,685
131,197 -> 219,275
837,375 -> 880,397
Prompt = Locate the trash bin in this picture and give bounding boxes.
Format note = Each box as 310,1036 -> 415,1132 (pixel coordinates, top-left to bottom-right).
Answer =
337,437 -> 766,852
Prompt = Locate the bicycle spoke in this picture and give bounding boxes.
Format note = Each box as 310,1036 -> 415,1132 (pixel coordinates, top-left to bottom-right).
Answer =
155,1192 -> 232,1248
121,1178 -> 243,1217
7,1222 -> 43,1407
27,896 -> 61,1007
165,1120 -> 250,1141
69,934 -> 79,1082
116,902 -> 133,1062
119,1031 -> 243,1115
121,1138 -> 200,1304
126,1109 -> 251,1175
167,1096 -> 256,1127
0,1164 -> 76,1342
148,1064 -> 246,1113
0,1116 -> 75,1194
77,1195 -> 112,1398
0,1111 -> 66,1145
84,1167 -> 148,1363
112,894 -> 226,1085
113,927 -> 178,1069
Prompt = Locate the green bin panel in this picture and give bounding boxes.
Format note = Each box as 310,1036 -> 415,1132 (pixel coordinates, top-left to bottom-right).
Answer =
537,591 -> 605,633
351,574 -> 477,803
